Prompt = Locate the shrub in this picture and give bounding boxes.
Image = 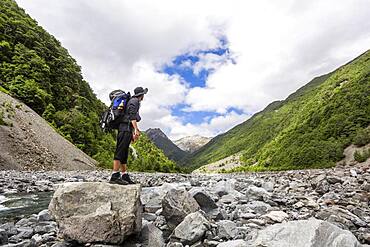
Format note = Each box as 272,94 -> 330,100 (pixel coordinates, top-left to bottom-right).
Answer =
353,128 -> 370,147
354,149 -> 370,163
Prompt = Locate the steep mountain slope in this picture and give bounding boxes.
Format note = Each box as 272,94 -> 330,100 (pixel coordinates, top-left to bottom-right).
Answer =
0,0 -> 177,171
0,91 -> 96,170
174,135 -> 211,153
145,128 -> 188,163
187,50 -> 370,171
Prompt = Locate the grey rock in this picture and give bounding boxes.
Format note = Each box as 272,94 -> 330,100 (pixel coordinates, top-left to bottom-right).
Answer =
244,185 -> 270,201
262,181 -> 274,192
162,188 -> 199,229
316,206 -> 367,229
37,209 -> 52,222
190,241 -> 203,247
326,176 -> 343,184
143,213 -> 157,221
172,211 -> 210,245
49,182 -> 142,244
204,239 -> 220,246
31,233 -> 43,245
0,229 -> 8,245
217,239 -> 247,247
0,222 -> 17,236
166,242 -> 183,247
189,187 -> 218,212
7,239 -> 33,247
245,201 -> 271,214
140,223 -> 165,247
15,219 -> 30,227
315,180 -> 330,194
216,220 -> 238,240
253,218 -> 361,247
206,208 -> 224,220
213,179 -> 236,197
311,174 -> 326,188
15,227 -> 34,239
262,211 -> 289,223
51,241 -> 73,247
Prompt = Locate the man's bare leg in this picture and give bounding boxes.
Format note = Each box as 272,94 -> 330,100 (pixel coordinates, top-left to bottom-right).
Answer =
113,160 -> 120,172
120,163 -> 127,173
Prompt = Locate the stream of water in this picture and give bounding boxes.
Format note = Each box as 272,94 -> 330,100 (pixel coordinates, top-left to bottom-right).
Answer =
0,192 -> 53,223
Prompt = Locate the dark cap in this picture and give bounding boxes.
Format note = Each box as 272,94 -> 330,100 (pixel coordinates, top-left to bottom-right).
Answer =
133,87 -> 148,97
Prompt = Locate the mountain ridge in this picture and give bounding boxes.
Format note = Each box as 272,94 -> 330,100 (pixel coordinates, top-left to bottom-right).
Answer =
145,128 -> 189,163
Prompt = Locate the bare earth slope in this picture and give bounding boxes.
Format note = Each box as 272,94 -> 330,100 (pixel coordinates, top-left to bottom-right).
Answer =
0,92 -> 97,171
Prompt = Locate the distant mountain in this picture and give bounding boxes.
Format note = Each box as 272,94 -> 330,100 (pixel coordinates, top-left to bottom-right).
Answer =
186,50 -> 370,172
145,128 -> 189,163
174,135 -> 211,153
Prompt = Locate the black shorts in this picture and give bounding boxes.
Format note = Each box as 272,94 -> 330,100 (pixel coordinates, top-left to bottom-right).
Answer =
113,130 -> 132,164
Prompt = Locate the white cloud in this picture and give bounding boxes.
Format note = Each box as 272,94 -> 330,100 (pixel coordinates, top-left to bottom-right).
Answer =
16,0 -> 370,140
193,52 -> 232,75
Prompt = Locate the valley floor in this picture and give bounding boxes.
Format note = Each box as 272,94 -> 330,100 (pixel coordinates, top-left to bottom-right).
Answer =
0,162 -> 369,246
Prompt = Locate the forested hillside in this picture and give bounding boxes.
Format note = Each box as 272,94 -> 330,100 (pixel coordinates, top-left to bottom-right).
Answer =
0,0 -> 179,172
187,50 -> 370,171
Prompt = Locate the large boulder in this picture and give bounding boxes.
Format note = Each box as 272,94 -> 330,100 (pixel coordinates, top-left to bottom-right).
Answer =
49,182 -> 142,244
162,188 -> 199,229
252,218 -> 361,247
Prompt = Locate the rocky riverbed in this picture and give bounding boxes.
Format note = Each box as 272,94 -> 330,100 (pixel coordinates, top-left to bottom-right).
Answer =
0,161 -> 369,246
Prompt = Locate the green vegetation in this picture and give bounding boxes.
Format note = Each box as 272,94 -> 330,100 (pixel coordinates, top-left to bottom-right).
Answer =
0,100 -> 14,126
353,128 -> 370,147
354,149 -> 370,163
0,0 -> 179,171
128,133 -> 182,173
0,110 -> 5,125
187,50 -> 370,171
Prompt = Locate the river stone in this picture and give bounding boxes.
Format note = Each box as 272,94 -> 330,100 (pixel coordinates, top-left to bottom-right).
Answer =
37,209 -> 52,222
245,185 -> 270,201
172,211 -> 210,245
189,187 -> 218,212
49,182 -> 142,244
217,239 -> 248,247
0,229 -> 8,245
252,218 -> 361,247
162,188 -> 199,229
140,223 -> 165,247
214,179 -> 236,197
217,220 -> 238,239
262,211 -> 289,223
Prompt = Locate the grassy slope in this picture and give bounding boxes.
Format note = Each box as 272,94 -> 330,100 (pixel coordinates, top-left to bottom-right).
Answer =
187,50 -> 370,171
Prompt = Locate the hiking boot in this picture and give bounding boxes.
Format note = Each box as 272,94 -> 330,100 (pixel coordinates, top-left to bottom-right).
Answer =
109,172 -> 128,185
121,173 -> 135,184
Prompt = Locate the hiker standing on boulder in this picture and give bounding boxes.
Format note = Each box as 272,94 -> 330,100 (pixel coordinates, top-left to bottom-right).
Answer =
110,86 -> 148,185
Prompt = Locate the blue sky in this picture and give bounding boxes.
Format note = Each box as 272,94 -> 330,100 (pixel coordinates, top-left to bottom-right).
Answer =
161,39 -> 240,125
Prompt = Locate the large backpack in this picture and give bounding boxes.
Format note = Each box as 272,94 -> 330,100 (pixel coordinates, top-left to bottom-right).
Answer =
99,90 -> 131,131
